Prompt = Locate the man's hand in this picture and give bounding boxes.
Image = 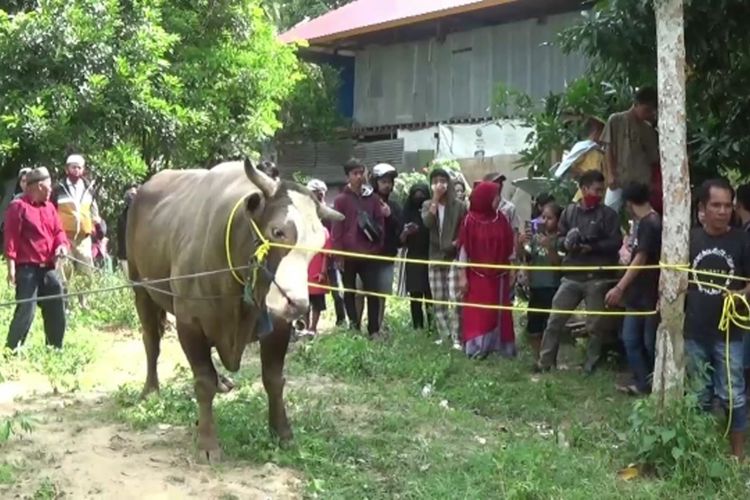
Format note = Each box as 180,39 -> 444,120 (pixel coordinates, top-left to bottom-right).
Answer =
7,261 -> 15,286
457,270 -> 468,298
380,201 -> 391,218
605,286 -> 624,308
519,232 -> 532,246
579,244 -> 593,254
55,246 -> 68,261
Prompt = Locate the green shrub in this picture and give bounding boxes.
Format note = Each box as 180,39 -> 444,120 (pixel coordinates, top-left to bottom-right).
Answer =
625,392 -> 743,488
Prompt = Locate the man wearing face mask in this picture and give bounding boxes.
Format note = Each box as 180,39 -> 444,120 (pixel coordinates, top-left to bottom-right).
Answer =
422,168 -> 467,347
534,170 -> 622,373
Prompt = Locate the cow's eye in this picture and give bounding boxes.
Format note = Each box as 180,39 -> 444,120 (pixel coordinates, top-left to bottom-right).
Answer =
271,228 -> 285,240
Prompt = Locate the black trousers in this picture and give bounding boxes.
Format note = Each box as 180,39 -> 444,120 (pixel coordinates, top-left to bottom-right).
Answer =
341,258 -> 381,335
409,291 -> 432,330
6,265 -> 66,350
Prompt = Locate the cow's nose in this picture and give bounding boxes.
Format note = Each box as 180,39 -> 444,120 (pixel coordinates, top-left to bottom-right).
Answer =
284,297 -> 309,319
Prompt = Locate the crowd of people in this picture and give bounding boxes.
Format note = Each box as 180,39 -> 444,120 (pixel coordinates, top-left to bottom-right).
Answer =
2,154 -> 128,352
3,86 -> 749,458
297,87 -> 749,458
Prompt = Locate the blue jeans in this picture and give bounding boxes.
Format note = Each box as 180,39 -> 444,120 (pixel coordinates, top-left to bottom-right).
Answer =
621,312 -> 658,392
685,338 -> 747,432
744,334 -> 750,370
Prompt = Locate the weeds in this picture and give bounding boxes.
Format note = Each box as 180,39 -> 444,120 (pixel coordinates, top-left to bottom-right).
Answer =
625,392 -> 743,488
0,413 -> 34,444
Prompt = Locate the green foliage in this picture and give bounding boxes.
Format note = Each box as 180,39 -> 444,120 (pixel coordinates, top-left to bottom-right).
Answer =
262,0 -> 351,32
31,478 -> 60,500
0,0 -> 301,216
625,392 -> 743,487
493,79 -> 631,179
0,461 -> 17,485
277,61 -> 347,143
558,0 -> 750,180
0,412 -> 34,444
108,301 -> 750,497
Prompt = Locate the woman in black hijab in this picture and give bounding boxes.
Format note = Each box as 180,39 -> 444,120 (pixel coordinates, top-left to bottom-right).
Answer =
400,183 -> 432,330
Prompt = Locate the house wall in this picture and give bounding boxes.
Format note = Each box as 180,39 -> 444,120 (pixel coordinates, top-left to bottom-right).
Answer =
353,10 -> 586,128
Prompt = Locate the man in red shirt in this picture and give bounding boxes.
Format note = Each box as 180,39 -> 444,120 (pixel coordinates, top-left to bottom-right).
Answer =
4,167 -> 69,350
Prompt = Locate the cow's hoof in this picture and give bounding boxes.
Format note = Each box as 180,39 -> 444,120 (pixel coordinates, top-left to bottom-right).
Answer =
139,384 -> 159,400
271,425 -> 293,446
198,446 -> 223,464
217,374 -> 235,394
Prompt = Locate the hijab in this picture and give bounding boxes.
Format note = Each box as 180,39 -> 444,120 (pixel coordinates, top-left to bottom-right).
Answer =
459,181 -> 513,274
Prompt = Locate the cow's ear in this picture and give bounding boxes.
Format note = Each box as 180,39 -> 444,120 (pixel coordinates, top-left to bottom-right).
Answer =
245,192 -> 264,216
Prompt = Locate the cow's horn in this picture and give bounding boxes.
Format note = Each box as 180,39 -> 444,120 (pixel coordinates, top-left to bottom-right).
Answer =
244,158 -> 277,198
318,203 -> 345,222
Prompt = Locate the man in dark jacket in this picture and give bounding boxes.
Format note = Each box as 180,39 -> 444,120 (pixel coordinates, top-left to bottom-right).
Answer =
370,163 -> 403,328
332,159 -> 386,338
535,170 -> 622,372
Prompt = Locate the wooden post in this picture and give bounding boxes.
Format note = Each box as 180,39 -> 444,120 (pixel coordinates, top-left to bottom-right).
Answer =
652,0 -> 690,402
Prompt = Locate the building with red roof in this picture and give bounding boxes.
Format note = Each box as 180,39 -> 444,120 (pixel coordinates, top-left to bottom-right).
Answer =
276,0 -> 590,196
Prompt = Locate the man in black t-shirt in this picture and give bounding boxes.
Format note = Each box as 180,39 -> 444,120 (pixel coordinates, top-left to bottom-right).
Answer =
686,179 -> 749,458
605,183 -> 661,395
735,183 -> 750,394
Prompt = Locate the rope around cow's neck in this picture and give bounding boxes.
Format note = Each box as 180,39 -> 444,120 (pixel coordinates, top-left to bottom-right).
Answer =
225,195 -> 271,289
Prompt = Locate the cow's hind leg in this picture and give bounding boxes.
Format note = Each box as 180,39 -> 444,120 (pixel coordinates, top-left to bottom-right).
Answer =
134,288 -> 165,398
260,319 -> 293,442
176,321 -> 222,462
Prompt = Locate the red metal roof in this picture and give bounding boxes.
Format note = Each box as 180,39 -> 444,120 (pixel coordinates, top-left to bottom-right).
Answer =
280,0 -> 522,45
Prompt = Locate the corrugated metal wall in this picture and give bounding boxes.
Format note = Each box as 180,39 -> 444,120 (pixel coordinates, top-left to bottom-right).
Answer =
353,11 -> 586,128
277,139 -> 405,183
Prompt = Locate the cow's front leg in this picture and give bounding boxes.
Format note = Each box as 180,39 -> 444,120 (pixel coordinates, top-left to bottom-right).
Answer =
260,319 -> 293,442
177,322 -> 222,462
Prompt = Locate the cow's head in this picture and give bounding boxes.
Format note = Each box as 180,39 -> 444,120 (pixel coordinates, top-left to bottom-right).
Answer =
243,159 -> 343,320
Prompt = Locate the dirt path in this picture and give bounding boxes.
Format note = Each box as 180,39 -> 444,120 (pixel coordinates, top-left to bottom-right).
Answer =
0,331 -> 302,500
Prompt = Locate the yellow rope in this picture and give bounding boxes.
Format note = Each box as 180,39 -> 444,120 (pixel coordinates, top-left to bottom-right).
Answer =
229,195 -> 749,436
225,195 -> 271,287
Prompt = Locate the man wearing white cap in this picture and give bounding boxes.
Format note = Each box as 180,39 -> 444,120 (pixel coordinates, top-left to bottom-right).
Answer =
52,153 -> 100,308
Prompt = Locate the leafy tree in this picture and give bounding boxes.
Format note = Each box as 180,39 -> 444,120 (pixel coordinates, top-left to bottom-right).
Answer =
0,0 -> 301,225
508,0 -> 750,183
276,61 -> 346,143
263,0 -> 351,31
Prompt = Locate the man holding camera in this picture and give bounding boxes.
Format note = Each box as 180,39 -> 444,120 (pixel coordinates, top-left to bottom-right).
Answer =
534,170 -> 622,372
331,159 -> 386,338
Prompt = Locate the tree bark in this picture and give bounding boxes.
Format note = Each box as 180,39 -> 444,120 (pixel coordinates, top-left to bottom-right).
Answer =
653,0 -> 689,403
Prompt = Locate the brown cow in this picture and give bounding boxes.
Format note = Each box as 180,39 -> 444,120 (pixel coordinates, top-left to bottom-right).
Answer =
126,159 -> 343,461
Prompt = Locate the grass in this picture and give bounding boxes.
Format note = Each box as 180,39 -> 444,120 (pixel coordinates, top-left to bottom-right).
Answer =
1,266 -> 749,498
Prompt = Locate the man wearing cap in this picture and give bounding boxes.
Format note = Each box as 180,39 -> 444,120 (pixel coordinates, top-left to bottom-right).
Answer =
370,163 -> 403,328
307,178 -> 346,326
52,154 -> 100,307
4,167 -> 69,350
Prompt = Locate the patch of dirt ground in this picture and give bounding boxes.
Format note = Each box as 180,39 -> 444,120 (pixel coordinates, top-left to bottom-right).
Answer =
0,331 -> 303,500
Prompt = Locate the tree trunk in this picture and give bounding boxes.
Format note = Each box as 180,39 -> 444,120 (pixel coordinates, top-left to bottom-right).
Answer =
653,0 -> 689,403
